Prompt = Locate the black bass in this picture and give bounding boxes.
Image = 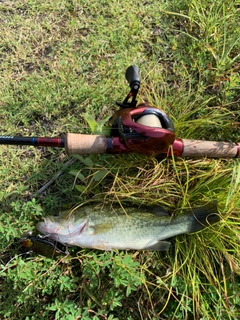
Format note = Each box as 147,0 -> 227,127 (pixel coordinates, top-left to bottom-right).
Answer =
36,202 -> 219,251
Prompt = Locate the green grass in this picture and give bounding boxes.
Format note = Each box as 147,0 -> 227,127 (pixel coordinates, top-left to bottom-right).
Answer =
0,0 -> 239,319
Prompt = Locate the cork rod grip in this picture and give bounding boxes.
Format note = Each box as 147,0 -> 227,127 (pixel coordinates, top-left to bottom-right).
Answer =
65,133 -> 107,155
182,139 -> 240,158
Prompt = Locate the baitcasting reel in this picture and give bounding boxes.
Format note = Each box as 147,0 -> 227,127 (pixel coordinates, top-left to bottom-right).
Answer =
110,65 -> 175,155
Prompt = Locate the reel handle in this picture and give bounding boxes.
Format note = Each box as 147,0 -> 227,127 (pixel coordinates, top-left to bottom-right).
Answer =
120,65 -> 141,108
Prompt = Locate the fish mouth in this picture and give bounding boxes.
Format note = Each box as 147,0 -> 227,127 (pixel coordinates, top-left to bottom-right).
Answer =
36,220 -> 56,234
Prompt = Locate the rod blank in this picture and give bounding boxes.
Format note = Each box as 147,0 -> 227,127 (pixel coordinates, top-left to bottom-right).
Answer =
0,136 -> 65,147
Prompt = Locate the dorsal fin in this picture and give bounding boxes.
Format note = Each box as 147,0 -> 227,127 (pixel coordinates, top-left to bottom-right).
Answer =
140,204 -> 169,216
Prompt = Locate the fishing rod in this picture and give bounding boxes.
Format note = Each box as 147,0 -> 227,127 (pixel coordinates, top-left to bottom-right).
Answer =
1,65 -> 239,158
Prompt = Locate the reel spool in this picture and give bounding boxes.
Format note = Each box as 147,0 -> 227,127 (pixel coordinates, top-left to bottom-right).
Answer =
136,114 -> 162,127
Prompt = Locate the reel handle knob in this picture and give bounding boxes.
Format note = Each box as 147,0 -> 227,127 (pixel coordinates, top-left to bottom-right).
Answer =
125,65 -> 140,89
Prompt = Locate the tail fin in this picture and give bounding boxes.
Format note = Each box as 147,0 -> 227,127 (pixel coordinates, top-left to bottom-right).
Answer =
187,200 -> 220,233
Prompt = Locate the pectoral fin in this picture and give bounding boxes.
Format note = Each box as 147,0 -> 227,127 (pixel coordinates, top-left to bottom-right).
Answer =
92,223 -> 114,235
145,240 -> 171,251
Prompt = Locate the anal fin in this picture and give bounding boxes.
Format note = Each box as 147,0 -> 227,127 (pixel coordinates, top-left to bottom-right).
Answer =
145,240 -> 171,251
